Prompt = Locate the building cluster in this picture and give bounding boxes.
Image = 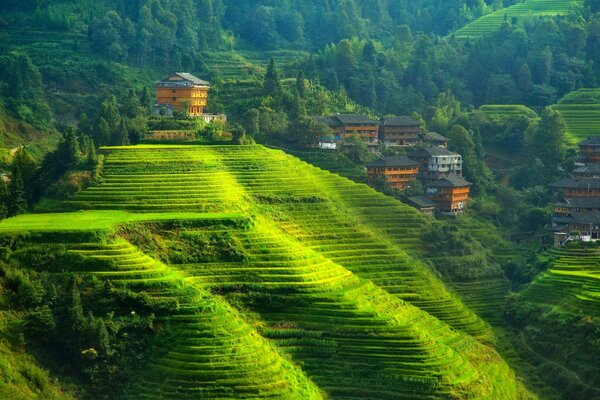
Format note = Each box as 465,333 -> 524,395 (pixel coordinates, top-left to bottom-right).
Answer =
316,114 -> 471,215
550,137 -> 600,245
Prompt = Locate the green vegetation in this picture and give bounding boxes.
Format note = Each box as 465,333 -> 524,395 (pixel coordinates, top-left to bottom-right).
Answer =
506,244 -> 600,399
0,144 -> 533,398
479,105 -> 539,119
456,0 -> 584,38
553,88 -> 600,143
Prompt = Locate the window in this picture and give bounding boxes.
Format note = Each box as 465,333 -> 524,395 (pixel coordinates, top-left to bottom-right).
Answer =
173,97 -> 177,101
172,89 -> 176,93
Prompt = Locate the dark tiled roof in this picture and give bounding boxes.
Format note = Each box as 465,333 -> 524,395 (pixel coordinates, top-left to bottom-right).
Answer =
314,116 -> 341,127
579,137 -> 600,147
424,132 -> 449,142
365,156 -> 420,168
555,197 -> 600,208
156,72 -> 210,86
380,116 -> 420,126
425,177 -> 472,188
550,178 -> 600,190
407,147 -> 460,158
333,114 -> 378,125
555,212 -> 600,225
407,196 -> 438,208
573,164 -> 600,175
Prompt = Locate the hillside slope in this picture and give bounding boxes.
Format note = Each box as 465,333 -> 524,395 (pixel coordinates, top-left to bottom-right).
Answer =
0,144 -> 534,399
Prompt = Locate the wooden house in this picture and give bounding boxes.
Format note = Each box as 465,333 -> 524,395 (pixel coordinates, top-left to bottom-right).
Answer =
425,177 -> 472,214
407,196 -> 437,215
316,115 -> 379,145
379,116 -> 421,146
550,178 -> 600,197
365,156 -> 420,190
155,72 -> 210,116
578,137 -> 600,163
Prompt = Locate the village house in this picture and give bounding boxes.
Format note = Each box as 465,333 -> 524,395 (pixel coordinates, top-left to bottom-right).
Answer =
421,132 -> 449,148
550,178 -> 600,197
379,116 -> 421,146
407,147 -> 463,182
154,72 -> 210,116
365,156 -> 420,190
316,114 -> 379,146
578,137 -> 600,164
572,164 -> 600,179
406,196 -> 437,215
425,177 -> 472,214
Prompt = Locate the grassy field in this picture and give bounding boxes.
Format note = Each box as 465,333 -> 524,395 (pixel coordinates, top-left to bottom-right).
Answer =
552,88 -> 600,144
4,144 -> 534,399
0,211 -> 243,232
456,0 -> 583,38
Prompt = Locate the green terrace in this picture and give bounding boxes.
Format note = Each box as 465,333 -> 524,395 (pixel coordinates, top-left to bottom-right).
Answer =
553,88 -> 600,144
1,144 -> 532,398
455,0 -> 583,38
478,105 -> 538,119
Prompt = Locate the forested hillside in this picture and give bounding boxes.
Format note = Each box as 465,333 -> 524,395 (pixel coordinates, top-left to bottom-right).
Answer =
0,0 -> 600,399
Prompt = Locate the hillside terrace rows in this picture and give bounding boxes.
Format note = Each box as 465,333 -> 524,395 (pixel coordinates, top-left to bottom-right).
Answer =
456,0 -> 583,38
553,88 -> 600,143
16,238 -> 323,400
24,144 -> 529,398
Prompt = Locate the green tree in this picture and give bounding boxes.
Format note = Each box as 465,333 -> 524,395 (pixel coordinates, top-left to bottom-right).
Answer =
242,108 -> 260,137
263,58 -> 281,97
448,124 -> 493,194
340,134 -> 371,163
296,70 -> 306,98
0,178 -> 8,219
8,165 -> 27,216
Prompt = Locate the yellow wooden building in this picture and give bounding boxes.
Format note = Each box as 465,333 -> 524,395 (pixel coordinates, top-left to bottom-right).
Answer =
155,72 -> 210,116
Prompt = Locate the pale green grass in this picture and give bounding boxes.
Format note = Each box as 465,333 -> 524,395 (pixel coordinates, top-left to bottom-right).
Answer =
0,211 -> 242,232
552,88 -> 600,144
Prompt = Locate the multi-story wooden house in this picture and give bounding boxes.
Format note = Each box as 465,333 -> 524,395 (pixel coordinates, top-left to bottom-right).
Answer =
578,137 -> 600,163
407,147 -> 463,182
572,164 -> 600,179
550,178 -> 600,197
379,116 -> 421,146
155,73 -> 210,116
365,156 -> 420,190
316,115 -> 379,145
425,177 -> 472,214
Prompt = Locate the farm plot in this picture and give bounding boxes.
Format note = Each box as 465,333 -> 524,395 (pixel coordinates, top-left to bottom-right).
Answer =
9,144 -> 531,398
456,0 -> 583,38
553,88 -> 600,144
479,105 -> 538,119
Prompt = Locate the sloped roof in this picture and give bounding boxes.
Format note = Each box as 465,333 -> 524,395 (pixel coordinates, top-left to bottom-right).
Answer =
573,164 -> 600,175
314,116 -> 342,127
579,137 -> 600,147
555,212 -> 600,225
555,197 -> 600,208
407,147 -> 460,158
365,156 -> 420,168
407,196 -> 438,209
550,178 -> 600,190
333,114 -> 378,125
425,177 -> 472,188
156,72 -> 210,86
380,116 -> 420,126
424,132 -> 449,142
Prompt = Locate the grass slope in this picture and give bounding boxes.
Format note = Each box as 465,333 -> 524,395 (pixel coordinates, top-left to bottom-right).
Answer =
456,0 -> 583,38
2,144 -> 534,398
479,105 -> 538,119
553,88 -> 600,144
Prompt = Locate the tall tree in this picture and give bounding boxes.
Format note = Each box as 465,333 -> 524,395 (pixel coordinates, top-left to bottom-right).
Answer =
263,58 -> 281,97
8,165 -> 27,217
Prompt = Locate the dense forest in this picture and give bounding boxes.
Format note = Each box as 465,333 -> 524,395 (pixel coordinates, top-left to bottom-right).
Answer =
0,1 -> 600,400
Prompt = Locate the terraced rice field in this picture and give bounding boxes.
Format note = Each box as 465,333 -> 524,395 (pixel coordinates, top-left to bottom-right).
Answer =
553,88 -> 600,144
518,246 -> 600,387
5,144 -> 531,398
479,105 -> 538,119
456,0 -> 583,38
